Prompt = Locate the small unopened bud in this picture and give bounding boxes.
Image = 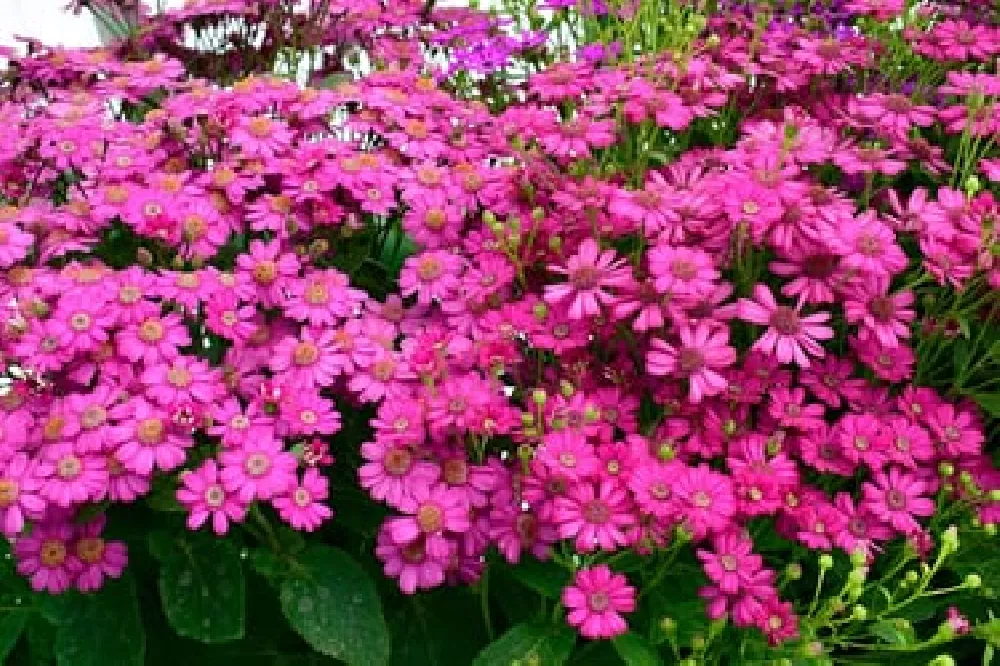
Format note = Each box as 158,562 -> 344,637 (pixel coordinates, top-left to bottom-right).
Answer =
941,525 -> 960,553
659,617 -> 676,633
851,605 -> 867,621
850,549 -> 867,568
928,655 -> 956,666
690,633 -> 706,651
818,554 -> 834,570
531,207 -> 544,221
964,573 -> 982,589
985,523 -> 998,536
559,380 -> 574,398
905,569 -> 920,584
939,462 -> 955,477
989,489 -> 1000,502
548,235 -> 562,252
531,389 -> 547,406
785,563 -> 802,581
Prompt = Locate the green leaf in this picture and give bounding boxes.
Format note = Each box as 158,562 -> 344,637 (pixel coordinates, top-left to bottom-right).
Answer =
612,632 -> 663,666
471,623 -> 576,666
387,587 -> 488,666
977,618 -> 1000,647
53,575 -> 145,666
280,544 -> 390,666
870,619 -> 915,645
974,393 -> 1000,418
0,610 -> 27,662
148,531 -> 246,643
508,556 -> 571,600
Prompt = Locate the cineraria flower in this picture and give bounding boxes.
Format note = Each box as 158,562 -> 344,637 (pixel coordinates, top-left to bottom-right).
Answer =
376,525 -> 449,595
220,438 -> 298,503
0,453 -> 46,536
739,284 -> 833,367
647,322 -> 736,403
697,531 -> 763,595
862,467 -> 934,534
563,565 -> 635,640
388,483 -> 470,557
177,460 -> 248,535
72,517 -> 128,592
670,465 -> 736,539
272,468 -> 332,532
544,239 -> 631,319
552,480 -> 635,553
14,521 -> 82,593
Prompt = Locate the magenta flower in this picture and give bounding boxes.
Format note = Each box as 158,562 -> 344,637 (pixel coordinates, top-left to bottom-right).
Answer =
671,465 -> 736,539
862,467 -> 935,534
0,453 -> 46,536
697,531 -> 763,595
14,521 -> 82,593
647,245 -> 719,299
116,313 -> 191,364
376,524 -> 449,595
220,438 -> 298,503
72,517 -> 128,592
647,322 -> 736,403
388,483 -> 470,557
177,460 -> 249,535
399,251 -> 464,306
738,284 -> 833,367
544,239 -> 631,319
359,438 -> 440,510
37,442 -> 108,508
535,431 -> 602,483
552,480 -> 634,553
272,468 -> 333,532
562,565 -> 635,640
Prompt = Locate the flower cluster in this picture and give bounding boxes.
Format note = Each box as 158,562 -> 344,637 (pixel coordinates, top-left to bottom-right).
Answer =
0,0 -> 998,660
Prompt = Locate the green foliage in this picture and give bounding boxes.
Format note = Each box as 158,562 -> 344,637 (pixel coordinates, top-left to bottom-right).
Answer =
471,623 -> 577,666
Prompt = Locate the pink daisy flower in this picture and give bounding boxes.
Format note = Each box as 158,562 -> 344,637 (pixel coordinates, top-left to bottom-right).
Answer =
177,460 -> 249,535
862,467 -> 935,534
738,284 -> 833,367
270,327 -> 348,388
388,483 -> 470,557
0,453 -> 46,536
272,468 -> 332,532
562,565 -> 635,640
376,524 -> 449,595
37,442 -> 108,508
117,313 -> 191,364
220,438 -> 298,503
141,356 -> 223,406
671,465 -> 736,539
535,430 -> 602,483
14,521 -> 82,593
399,251 -> 464,306
647,322 -> 736,403
112,399 -> 191,474
648,245 -> 720,299
72,517 -> 128,592
359,438 -> 440,510
544,239 -> 632,319
552,480 -> 634,553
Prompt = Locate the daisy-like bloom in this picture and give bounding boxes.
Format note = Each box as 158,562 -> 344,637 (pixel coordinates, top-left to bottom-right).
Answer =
388,483 -> 470,557
272,468 -> 332,532
270,327 -> 347,388
177,460 -> 249,535
375,524 -> 450,595
142,355 -> 223,406
671,465 -> 736,539
862,467 -> 934,534
552,480 -> 635,553
489,503 -> 558,564
359,438 -> 440,510
37,442 -> 108,508
0,453 -> 46,536
697,530 -> 763,595
230,114 -> 293,159
534,430 -> 602,483
832,492 -> 894,562
923,402 -> 985,458
647,322 -> 736,403
278,389 -> 342,437
72,517 -> 128,592
220,437 -> 298,503
544,238 -> 631,319
0,220 -> 34,267
562,565 -> 635,640
647,245 -> 719,299
628,460 -> 681,519
49,294 -> 116,354
881,417 -> 934,469
14,521 -> 82,593
844,284 -> 915,349
738,284 -> 833,367
399,251 -> 464,306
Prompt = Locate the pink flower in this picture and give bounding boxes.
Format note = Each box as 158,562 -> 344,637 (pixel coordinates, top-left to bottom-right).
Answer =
647,322 -> 736,403
535,431 -> 601,483
648,245 -> 719,299
72,517 -> 128,592
738,284 -> 833,367
0,453 -> 46,536
670,465 -> 736,539
271,327 -> 349,388
376,523 -> 449,595
220,438 -> 298,503
359,438 -> 440,510
112,399 -> 191,475
844,285 -> 915,348
37,442 -> 108,508
562,565 -> 635,640
177,460 -> 249,535
388,483 -> 470,557
399,251 -> 464,306
697,531 -> 763,595
141,356 -> 223,406
552,480 -> 634,553
116,313 -> 191,364
862,467 -> 935,534
544,239 -> 631,319
272,468 -> 332,532
14,521 -> 82,593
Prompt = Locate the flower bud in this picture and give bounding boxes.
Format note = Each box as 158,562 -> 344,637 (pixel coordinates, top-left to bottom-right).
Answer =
928,655 -> 956,666
904,570 -> 920,584
559,380 -> 574,398
938,462 -> 955,477
941,525 -> 959,553
690,633 -> 705,650
985,523 -> 998,537
785,563 -> 802,581
659,617 -> 676,633
989,489 -> 1000,502
850,548 -> 867,568
851,605 -> 867,621
818,554 -> 834,570
531,389 -> 547,406
964,573 -> 982,589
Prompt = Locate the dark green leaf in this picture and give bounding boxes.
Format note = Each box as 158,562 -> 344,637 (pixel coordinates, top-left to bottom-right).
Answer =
0,610 -> 27,662
975,393 -> 1000,418
388,587 -> 488,666
612,632 -> 663,666
508,556 -> 571,600
280,544 -> 390,666
471,623 -> 576,666
149,531 -> 246,643
870,619 -> 915,645
52,575 -> 145,666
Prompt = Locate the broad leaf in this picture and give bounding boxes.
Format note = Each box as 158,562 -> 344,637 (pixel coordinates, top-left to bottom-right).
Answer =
613,632 -> 663,666
149,531 -> 246,643
388,587 -> 488,666
0,610 -> 27,662
280,544 -> 390,666
471,623 -> 576,666
53,575 -> 145,666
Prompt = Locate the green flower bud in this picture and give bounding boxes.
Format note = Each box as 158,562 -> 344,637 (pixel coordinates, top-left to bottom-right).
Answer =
850,549 -> 867,568
532,303 -> 549,321
818,554 -> 834,570
965,174 -> 982,197
559,380 -> 574,398
928,655 -> 956,666
964,573 -> 982,589
483,210 -> 497,225
939,462 -> 955,477
941,525 -> 960,553
985,523 -> 998,536
785,563 -> 802,581
989,489 -> 1000,502
531,389 -> 547,406
531,207 -> 545,221
851,605 -> 867,621
548,235 -> 562,252
905,570 -> 920,584
690,633 -> 706,650
659,617 -> 677,634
